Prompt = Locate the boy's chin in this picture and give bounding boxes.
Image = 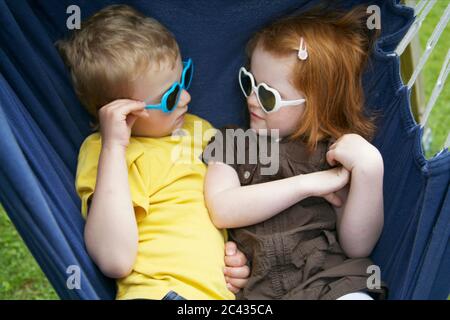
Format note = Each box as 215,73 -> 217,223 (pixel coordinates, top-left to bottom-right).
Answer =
174,118 -> 185,129
171,115 -> 185,132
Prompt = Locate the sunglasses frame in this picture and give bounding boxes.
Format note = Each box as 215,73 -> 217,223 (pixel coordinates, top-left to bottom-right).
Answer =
239,67 -> 306,113
145,58 -> 194,113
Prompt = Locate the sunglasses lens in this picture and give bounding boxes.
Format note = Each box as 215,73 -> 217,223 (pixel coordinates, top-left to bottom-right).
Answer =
166,85 -> 181,111
258,86 -> 276,112
239,71 -> 253,97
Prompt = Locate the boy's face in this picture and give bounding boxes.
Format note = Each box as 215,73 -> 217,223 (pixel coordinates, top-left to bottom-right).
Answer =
130,57 -> 190,138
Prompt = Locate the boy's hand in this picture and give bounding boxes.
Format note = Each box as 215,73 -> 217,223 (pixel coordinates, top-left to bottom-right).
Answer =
223,241 -> 250,294
326,134 -> 383,173
98,99 -> 147,148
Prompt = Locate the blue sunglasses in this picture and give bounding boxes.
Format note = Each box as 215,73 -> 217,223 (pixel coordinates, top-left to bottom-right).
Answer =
145,58 -> 193,113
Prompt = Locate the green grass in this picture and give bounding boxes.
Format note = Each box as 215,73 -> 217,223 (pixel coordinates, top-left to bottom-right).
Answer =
417,0 -> 450,158
0,2 -> 448,300
0,205 -> 58,299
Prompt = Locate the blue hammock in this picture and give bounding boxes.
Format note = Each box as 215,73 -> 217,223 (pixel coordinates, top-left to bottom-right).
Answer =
0,0 -> 448,300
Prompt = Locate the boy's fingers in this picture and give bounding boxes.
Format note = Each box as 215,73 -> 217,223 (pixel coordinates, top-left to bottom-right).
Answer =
101,99 -> 126,109
102,101 -> 145,119
224,252 -> 247,267
130,109 -> 149,118
224,265 -> 250,279
107,99 -> 144,112
104,99 -> 138,110
117,101 -> 146,114
226,282 -> 240,294
126,114 -> 138,129
226,276 -> 248,290
225,241 -> 237,256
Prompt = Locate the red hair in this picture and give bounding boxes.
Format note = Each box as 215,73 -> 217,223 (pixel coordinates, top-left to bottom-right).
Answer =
247,6 -> 379,151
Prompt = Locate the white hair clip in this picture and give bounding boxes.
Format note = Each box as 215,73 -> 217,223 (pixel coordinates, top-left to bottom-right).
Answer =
298,37 -> 308,61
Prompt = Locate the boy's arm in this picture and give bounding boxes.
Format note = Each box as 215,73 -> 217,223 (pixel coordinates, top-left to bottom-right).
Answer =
204,162 -> 349,229
84,99 -> 147,279
84,144 -> 138,279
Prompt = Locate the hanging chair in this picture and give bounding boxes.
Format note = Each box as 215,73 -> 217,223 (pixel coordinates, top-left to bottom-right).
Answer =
0,0 -> 448,299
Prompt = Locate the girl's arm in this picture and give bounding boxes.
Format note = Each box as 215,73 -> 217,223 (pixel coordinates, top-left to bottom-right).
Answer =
327,134 -> 384,258
204,162 -> 349,229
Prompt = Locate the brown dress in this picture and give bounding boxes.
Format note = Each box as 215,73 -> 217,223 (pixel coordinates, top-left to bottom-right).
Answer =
203,127 -> 388,300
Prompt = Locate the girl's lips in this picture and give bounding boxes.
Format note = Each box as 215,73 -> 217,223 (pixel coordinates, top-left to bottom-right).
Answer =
250,111 -> 264,120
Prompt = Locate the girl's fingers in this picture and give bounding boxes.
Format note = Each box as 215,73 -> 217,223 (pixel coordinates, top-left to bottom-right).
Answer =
329,142 -> 337,150
339,167 -> 350,180
324,193 -> 342,207
326,150 -> 337,166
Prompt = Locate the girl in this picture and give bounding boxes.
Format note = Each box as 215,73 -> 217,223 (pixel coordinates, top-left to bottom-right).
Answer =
202,6 -> 387,300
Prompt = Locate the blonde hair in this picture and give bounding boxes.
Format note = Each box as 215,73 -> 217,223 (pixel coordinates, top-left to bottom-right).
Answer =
247,6 -> 379,151
56,4 -> 180,119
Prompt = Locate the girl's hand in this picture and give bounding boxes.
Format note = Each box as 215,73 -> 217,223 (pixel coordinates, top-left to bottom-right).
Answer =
326,134 -> 383,173
98,99 -> 147,148
223,241 -> 250,294
302,167 -> 350,207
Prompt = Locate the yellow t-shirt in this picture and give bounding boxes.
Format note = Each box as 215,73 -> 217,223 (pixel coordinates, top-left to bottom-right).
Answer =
75,114 -> 234,300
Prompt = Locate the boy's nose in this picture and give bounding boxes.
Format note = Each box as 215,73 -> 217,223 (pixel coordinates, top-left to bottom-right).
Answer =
178,89 -> 191,107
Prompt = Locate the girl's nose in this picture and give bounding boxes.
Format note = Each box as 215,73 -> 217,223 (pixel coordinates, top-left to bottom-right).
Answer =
247,91 -> 260,109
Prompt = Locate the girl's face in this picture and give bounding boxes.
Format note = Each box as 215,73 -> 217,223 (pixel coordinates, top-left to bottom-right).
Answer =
248,46 -> 306,138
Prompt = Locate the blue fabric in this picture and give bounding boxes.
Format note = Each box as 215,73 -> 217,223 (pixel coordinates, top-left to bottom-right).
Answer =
0,0 -> 448,299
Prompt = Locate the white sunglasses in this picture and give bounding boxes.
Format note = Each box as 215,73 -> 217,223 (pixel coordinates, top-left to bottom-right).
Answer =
238,67 -> 306,113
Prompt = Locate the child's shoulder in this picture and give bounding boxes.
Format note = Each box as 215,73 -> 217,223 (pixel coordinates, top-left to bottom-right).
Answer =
78,132 -> 147,170
79,132 -> 101,153
78,132 -> 144,159
184,113 -> 213,127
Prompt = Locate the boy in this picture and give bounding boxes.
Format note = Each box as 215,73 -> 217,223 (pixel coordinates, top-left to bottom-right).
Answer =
58,4 -> 248,300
